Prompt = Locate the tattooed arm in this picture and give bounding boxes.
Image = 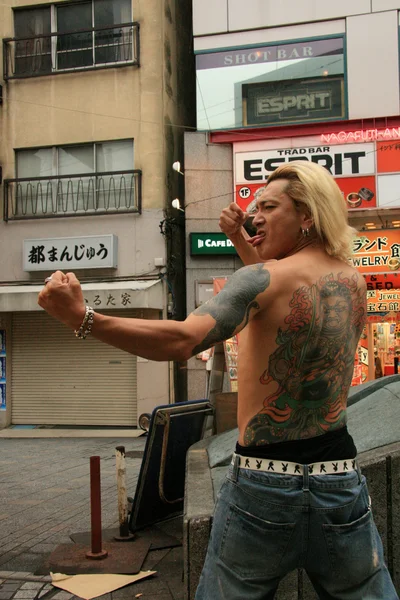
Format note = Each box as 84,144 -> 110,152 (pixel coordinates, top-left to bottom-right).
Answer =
38,265 -> 271,362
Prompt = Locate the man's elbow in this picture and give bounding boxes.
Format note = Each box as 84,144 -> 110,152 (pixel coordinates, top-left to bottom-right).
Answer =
175,341 -> 196,362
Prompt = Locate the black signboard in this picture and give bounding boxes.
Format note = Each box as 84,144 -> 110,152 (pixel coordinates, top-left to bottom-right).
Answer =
243,76 -> 344,126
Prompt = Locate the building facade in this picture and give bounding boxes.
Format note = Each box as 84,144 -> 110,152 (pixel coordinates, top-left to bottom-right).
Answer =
0,0 -> 194,428
185,0 -> 400,399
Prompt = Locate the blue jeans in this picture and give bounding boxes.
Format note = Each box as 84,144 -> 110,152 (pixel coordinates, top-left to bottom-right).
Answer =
195,457 -> 398,600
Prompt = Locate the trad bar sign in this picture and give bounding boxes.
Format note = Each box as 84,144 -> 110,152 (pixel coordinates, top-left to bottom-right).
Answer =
234,137 -> 400,211
23,235 -> 118,271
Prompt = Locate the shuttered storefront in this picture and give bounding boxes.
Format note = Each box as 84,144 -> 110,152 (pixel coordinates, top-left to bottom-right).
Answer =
11,311 -> 138,426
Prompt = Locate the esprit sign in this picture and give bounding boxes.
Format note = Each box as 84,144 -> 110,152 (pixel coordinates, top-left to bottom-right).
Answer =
23,235 -> 118,271
257,91 -> 331,115
243,78 -> 344,126
190,233 -> 237,256
235,144 -> 375,182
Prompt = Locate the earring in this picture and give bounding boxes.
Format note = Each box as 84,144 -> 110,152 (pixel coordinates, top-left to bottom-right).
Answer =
302,228 -> 310,237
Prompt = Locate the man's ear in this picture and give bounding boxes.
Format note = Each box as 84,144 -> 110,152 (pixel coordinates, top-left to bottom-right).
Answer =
301,213 -> 314,231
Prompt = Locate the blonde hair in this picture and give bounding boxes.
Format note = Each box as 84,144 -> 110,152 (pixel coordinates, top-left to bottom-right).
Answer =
266,160 -> 357,263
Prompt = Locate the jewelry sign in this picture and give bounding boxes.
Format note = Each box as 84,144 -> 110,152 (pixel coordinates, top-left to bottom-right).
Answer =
352,230 -> 400,275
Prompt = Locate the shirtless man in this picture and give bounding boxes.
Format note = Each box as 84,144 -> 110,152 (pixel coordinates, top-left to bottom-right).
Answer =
38,161 -> 398,599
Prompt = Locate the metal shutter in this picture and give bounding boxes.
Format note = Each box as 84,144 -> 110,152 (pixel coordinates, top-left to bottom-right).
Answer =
11,310 -> 138,426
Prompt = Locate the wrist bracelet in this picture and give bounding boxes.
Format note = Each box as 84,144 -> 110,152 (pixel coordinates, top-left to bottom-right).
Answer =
75,306 -> 95,339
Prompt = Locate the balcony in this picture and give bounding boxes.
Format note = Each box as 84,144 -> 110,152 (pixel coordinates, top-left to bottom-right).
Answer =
3,22 -> 140,80
3,170 -> 142,221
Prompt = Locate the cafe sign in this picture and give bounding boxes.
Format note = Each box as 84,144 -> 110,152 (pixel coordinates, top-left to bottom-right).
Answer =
190,233 -> 237,256
23,235 -> 118,271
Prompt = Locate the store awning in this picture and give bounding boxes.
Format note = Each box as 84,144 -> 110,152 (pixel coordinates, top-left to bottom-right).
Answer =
0,279 -> 164,312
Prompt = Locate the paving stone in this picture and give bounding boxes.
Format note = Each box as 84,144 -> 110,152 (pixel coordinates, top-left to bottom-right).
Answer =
37,585 -> 52,599
20,583 -> 44,590
0,592 -> 17,600
14,592 -> 41,599
52,591 -> 74,600
0,583 -> 21,591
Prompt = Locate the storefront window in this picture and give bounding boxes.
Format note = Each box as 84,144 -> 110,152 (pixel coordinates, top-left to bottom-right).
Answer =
196,36 -> 346,131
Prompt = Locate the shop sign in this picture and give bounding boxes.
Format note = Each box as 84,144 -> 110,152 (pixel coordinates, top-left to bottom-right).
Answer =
364,274 -> 399,290
243,77 -> 344,127
196,38 -> 343,70
366,290 -> 400,313
321,128 -> 400,145
235,137 -> 400,211
23,235 -> 118,271
352,230 -> 400,274
236,144 -> 375,183
190,233 -> 237,255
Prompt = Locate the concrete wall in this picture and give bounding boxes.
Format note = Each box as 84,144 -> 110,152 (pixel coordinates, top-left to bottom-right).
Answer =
184,132 -> 244,400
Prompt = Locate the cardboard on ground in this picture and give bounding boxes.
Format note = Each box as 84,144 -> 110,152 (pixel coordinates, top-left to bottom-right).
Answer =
51,570 -> 156,599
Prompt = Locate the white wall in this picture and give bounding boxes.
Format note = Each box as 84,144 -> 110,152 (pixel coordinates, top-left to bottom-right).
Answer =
193,0 -> 227,36
372,0 -> 400,10
194,19 -> 345,52
193,0 -> 372,36
228,0 -> 371,32
347,11 -> 400,119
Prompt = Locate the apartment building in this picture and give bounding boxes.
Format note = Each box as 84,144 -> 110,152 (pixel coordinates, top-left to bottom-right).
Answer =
0,0 -> 194,428
185,0 -> 400,399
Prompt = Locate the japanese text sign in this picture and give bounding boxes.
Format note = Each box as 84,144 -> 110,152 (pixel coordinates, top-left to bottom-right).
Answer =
366,289 -> 400,314
23,235 -> 118,271
352,230 -> 400,274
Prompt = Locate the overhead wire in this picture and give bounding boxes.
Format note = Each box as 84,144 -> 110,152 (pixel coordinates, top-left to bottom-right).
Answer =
4,76 -> 400,214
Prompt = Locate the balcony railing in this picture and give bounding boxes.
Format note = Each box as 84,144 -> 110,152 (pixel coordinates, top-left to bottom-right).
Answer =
3,170 -> 142,221
3,22 -> 140,80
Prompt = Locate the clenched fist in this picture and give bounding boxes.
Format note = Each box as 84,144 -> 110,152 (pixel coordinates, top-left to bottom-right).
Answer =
219,203 -> 249,238
38,271 -> 86,330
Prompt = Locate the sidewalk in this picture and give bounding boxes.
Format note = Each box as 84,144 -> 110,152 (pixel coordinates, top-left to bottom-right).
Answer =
0,436 -> 184,600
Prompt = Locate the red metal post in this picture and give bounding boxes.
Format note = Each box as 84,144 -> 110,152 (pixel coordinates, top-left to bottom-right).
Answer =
86,456 -> 108,559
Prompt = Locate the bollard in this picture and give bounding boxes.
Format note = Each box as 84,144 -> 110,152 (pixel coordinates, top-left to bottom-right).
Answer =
115,446 -> 135,541
86,456 -> 108,559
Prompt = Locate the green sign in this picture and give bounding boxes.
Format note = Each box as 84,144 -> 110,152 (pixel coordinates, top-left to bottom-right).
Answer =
243,76 -> 345,127
190,233 -> 237,255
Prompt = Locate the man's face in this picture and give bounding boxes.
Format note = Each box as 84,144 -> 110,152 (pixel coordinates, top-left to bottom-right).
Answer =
321,294 -> 351,336
250,179 -> 307,260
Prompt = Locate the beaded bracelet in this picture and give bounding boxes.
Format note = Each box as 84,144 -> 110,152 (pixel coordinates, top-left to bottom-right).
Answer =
74,306 -> 95,339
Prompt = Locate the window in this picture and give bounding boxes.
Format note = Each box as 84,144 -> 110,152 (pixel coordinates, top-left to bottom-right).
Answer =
12,0 -> 133,76
196,37 -> 346,130
14,140 -> 135,216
